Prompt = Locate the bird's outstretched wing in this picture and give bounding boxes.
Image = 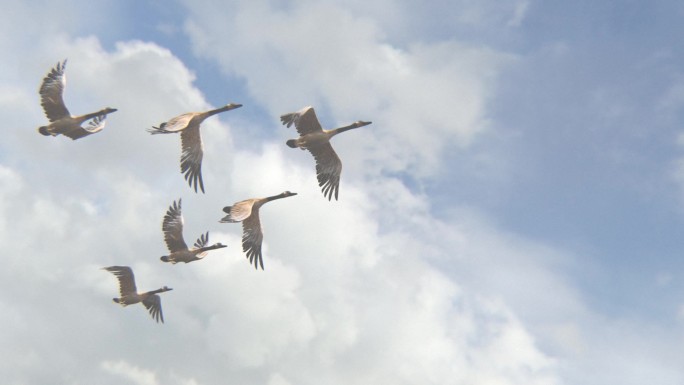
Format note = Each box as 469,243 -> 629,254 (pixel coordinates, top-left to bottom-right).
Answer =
142,294 -> 164,323
162,199 -> 188,253
192,232 -> 209,258
220,200 -> 254,223
39,60 -> 70,122
180,124 -> 204,193
147,113 -> 195,134
280,106 -> 323,136
193,232 -> 209,249
308,143 -> 342,200
63,114 -> 107,140
103,266 -> 137,297
241,212 -> 264,270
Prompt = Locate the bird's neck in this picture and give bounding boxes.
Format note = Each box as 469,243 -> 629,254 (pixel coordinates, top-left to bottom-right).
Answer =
198,243 -> 225,252
148,287 -> 171,295
265,194 -> 288,202
81,110 -> 106,121
329,123 -> 359,137
206,105 -> 233,117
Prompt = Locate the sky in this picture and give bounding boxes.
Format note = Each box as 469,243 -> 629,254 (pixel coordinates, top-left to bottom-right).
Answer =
1,0 -> 683,384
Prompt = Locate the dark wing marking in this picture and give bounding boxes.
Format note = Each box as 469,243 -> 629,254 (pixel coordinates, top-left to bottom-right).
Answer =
242,212 -> 264,270
39,60 -> 70,122
193,232 -> 209,249
142,294 -> 164,323
180,124 -> 204,193
308,143 -> 342,200
162,199 -> 188,253
103,266 -> 137,297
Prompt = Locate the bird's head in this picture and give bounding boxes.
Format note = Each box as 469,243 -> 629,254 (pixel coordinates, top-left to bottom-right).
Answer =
281,191 -> 297,197
354,120 -> 372,128
103,107 -> 118,114
224,103 -> 243,110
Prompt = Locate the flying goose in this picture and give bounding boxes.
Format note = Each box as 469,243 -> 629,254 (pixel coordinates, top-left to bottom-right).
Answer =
160,198 -> 227,264
219,191 -> 297,270
38,59 -> 117,140
281,106 -> 371,200
148,103 -> 242,193
103,266 -> 172,323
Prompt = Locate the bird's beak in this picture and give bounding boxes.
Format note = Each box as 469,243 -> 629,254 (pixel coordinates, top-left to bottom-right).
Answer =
360,121 -> 372,126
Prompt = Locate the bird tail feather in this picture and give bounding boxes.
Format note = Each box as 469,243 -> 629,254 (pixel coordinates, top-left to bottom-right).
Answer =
38,126 -> 51,136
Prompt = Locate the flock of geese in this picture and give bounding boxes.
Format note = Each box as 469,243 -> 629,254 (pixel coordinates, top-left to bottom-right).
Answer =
38,59 -> 372,323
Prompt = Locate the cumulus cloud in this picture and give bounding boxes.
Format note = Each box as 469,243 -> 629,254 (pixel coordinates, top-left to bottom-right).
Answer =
0,26 -> 561,384
101,360 -> 160,385
182,0 -> 512,177
3,2 -> 684,385
0,30 -> 235,384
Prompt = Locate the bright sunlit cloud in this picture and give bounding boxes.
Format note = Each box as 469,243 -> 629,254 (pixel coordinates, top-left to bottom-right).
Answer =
1,1 -> 683,385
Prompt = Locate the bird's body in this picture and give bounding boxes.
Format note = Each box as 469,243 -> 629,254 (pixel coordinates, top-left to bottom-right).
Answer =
103,266 -> 172,323
160,199 -> 227,264
149,103 -> 242,193
286,130 -> 333,149
220,191 -> 297,270
281,106 -> 371,200
37,59 -> 117,140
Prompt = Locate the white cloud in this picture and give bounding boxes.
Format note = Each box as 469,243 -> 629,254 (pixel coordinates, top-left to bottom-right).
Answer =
1,2 -> 683,385
101,360 -> 159,385
182,0 -> 512,177
169,147 -> 562,385
0,41 -> 563,380
268,373 -> 293,385
508,0 -> 531,27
